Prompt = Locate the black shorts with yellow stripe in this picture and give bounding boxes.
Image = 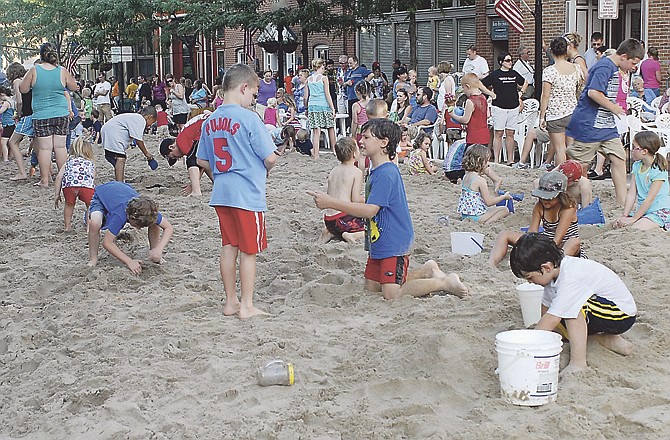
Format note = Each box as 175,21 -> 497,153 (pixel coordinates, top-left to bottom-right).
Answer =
560,295 -> 636,335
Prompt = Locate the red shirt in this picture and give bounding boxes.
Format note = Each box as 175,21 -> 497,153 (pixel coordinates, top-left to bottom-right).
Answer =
284,75 -> 293,94
156,111 -> 169,127
176,113 -> 208,155
465,94 -> 490,145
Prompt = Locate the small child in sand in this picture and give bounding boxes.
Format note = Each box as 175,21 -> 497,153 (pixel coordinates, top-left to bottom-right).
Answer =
457,144 -> 512,224
407,132 -> 437,175
510,233 -> 636,375
54,136 -> 95,231
489,171 -> 583,266
196,63 -> 278,319
87,181 -> 174,274
556,160 -> 593,207
155,104 -> 171,137
295,128 -> 313,156
318,137 -> 365,244
308,118 -> 468,299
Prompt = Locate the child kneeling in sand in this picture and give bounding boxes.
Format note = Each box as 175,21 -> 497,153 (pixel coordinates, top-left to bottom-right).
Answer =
319,137 -> 366,244
510,233 -> 636,375
308,118 -> 468,299
87,181 -> 174,275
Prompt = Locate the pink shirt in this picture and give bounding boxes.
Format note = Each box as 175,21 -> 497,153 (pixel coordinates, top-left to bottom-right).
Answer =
640,58 -> 661,89
616,71 -> 629,110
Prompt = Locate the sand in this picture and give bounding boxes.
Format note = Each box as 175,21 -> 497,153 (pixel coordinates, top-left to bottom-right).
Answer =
1,137 -> 670,439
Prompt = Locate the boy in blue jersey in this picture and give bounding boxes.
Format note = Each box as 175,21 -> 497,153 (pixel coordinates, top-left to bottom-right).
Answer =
309,119 -> 468,299
566,39 -> 644,206
87,181 -> 174,275
197,64 -> 278,319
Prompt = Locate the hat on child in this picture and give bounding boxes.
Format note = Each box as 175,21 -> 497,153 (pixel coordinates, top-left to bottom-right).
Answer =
557,160 -> 582,183
160,138 -> 177,166
531,171 -> 568,199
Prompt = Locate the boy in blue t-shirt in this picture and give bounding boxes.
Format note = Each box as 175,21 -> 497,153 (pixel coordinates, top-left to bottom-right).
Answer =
309,119 -> 468,299
196,63 -> 278,319
87,181 -> 174,275
566,39 -> 644,206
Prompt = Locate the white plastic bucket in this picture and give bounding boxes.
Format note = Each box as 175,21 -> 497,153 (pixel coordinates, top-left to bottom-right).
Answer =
450,232 -> 484,255
495,330 -> 563,406
516,283 -> 544,327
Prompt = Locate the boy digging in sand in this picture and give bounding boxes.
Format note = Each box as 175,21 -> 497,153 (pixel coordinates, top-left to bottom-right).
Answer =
510,233 -> 636,376
319,137 -> 366,244
308,118 -> 468,299
87,181 -> 174,274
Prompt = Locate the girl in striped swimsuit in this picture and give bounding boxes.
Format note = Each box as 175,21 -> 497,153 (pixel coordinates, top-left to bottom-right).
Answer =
489,171 -> 584,266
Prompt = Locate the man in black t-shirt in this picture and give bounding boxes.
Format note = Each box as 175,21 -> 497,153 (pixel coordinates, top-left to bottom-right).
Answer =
481,52 -> 527,164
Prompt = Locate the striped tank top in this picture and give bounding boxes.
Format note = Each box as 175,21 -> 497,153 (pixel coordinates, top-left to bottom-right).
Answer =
541,207 -> 587,258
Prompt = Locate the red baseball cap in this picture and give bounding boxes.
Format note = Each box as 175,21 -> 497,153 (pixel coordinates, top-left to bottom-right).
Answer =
557,160 -> 582,183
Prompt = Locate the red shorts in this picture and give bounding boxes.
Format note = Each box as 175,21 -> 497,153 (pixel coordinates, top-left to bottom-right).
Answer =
364,255 -> 409,285
62,186 -> 94,205
324,212 -> 364,239
215,206 -> 267,254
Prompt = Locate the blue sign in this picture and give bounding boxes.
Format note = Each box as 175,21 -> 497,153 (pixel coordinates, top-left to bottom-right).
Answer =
492,19 -> 509,41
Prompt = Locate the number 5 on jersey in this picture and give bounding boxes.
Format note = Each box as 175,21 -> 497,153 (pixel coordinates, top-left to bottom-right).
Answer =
213,137 -> 232,172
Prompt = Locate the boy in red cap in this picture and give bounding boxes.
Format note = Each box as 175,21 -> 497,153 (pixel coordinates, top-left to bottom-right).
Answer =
557,160 -> 593,207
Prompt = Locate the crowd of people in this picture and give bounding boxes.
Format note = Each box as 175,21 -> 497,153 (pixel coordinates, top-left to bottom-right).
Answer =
2,32 -> 668,376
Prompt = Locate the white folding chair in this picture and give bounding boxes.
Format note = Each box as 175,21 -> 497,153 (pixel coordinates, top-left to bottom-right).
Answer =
661,102 -> 670,114
651,96 -> 662,110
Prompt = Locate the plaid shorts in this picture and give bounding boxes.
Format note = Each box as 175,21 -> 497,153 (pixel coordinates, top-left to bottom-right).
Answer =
32,116 -> 69,137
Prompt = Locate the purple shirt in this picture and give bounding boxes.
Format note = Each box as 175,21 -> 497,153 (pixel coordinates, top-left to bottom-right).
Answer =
257,78 -> 277,106
640,58 -> 661,89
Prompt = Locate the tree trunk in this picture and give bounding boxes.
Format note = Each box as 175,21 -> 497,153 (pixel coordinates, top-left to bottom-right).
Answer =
409,9 -> 417,72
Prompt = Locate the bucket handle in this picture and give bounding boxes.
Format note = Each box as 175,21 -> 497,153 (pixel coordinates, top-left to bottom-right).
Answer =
494,349 -> 531,376
470,237 -> 484,251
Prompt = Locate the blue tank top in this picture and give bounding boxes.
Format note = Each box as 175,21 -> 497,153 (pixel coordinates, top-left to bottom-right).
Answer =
31,64 -> 68,120
307,74 -> 330,111
1,102 -> 15,127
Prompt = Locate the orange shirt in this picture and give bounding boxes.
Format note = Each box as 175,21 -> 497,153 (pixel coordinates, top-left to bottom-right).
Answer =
284,75 -> 293,94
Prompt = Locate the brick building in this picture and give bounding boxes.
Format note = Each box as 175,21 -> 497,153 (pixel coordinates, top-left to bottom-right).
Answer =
357,0 -> 669,87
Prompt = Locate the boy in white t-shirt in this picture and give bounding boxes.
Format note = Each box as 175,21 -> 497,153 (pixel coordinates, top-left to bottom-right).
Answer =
510,234 -> 637,376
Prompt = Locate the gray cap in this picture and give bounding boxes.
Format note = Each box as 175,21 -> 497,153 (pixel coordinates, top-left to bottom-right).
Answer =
531,171 -> 568,199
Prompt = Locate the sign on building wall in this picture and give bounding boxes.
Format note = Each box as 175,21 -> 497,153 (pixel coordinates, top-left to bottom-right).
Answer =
491,19 -> 509,41
598,0 -> 619,20
110,46 -> 133,63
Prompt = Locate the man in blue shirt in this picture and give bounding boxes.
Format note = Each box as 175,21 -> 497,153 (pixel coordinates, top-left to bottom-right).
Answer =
408,87 -> 439,136
343,55 -> 373,126
566,39 -> 644,206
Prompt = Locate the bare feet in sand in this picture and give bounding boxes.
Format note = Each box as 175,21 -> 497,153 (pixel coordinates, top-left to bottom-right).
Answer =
318,228 -> 333,244
591,334 -> 634,356
34,181 -> 49,188
441,273 -> 469,298
238,305 -> 269,320
223,301 -> 240,316
87,259 -> 97,267
10,174 -> 28,181
559,362 -> 588,379
342,231 -> 364,244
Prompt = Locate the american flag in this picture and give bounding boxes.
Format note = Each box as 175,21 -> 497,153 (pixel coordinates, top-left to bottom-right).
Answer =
494,0 -> 525,33
65,42 -> 85,76
243,28 -> 256,62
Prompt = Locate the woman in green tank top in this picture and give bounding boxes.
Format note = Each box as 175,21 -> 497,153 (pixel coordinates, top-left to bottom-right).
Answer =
19,42 -> 78,188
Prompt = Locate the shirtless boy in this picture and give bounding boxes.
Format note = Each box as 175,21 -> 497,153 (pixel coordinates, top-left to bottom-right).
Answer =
319,137 -> 365,244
